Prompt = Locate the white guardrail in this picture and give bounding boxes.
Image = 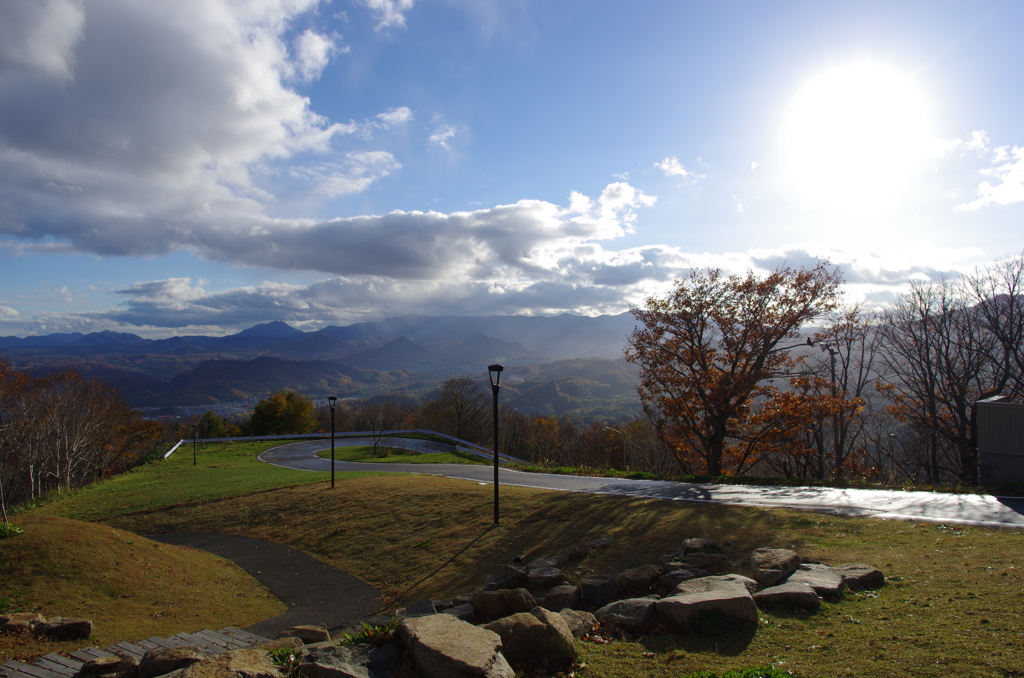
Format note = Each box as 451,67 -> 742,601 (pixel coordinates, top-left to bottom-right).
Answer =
164,429 -> 528,465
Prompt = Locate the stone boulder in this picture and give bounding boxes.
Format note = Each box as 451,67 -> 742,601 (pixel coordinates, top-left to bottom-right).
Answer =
752,582 -> 820,612
656,589 -> 758,629
594,597 -> 656,631
833,563 -> 885,590
558,610 -> 596,638
440,603 -> 475,621
661,553 -> 729,574
614,564 -> 661,596
541,585 -> 580,612
277,625 -> 330,643
298,643 -> 399,678
36,616 -> 92,640
403,600 -> 437,618
787,564 -> 846,600
658,568 -> 710,590
399,614 -> 513,678
484,608 -> 575,667
81,654 -> 138,678
177,648 -> 280,678
750,548 -> 801,587
502,588 -> 537,614
472,591 -> 509,622
671,574 -> 761,597
526,567 -> 565,593
580,575 -> 622,608
483,565 -> 527,591
680,538 -> 719,554
0,612 -> 44,634
138,647 -> 208,678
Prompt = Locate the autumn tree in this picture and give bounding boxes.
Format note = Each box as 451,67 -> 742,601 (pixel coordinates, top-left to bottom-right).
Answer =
416,376 -> 489,444
242,390 -> 318,436
626,264 -> 843,476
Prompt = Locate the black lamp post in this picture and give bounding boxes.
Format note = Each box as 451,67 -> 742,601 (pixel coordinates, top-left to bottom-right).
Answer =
192,423 -> 197,467
328,396 -> 338,488
488,364 -> 504,525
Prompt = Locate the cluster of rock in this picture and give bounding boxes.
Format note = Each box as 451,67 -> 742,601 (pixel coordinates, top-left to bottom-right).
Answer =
0,613 -> 93,640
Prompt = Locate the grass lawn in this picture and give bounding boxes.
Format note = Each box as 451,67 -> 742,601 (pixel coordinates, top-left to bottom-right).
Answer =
27,439 -> 384,522
0,515 -> 284,664
16,441 -> 1024,677
315,444 -> 484,465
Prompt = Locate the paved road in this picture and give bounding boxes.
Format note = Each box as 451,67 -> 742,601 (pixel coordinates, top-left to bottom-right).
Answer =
260,440 -> 1024,529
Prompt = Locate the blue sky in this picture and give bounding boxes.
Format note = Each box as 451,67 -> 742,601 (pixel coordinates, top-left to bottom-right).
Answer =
1,0 -> 1022,337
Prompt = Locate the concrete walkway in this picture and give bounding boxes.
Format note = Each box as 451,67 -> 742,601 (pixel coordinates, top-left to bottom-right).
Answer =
149,531 -> 381,637
260,439 -> 1024,529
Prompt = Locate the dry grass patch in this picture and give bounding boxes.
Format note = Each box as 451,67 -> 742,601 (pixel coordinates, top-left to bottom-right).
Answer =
46,475 -> 1024,676
0,515 -> 284,664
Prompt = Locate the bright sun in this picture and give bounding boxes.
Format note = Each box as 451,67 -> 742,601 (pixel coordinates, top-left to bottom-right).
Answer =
781,60 -> 934,209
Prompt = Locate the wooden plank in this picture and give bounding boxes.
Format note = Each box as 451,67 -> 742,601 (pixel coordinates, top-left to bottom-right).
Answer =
193,630 -> 235,651
135,639 -> 161,651
39,656 -> 82,672
111,642 -> 147,660
68,651 -> 98,663
31,659 -> 77,677
73,649 -> 115,660
220,627 -> 270,644
0,664 -> 41,678
2,662 -> 64,678
171,633 -> 220,655
144,636 -> 184,649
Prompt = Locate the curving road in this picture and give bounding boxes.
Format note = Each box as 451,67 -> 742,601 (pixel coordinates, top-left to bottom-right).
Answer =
260,439 -> 1024,529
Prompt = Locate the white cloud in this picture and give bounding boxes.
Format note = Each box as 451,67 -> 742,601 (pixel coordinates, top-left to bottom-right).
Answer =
312,151 -> 402,197
376,106 -> 412,127
293,29 -> 344,82
955,145 -> 1024,211
0,0 -> 85,81
655,156 -> 692,177
0,306 -> 19,318
358,0 -> 414,31
429,124 -> 457,150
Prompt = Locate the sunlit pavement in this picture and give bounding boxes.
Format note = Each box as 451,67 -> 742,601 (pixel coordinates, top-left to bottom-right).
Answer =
259,440 -> 1024,529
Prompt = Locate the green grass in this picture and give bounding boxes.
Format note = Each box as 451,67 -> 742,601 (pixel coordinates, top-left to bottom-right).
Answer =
316,444 -> 484,465
26,440 -> 383,522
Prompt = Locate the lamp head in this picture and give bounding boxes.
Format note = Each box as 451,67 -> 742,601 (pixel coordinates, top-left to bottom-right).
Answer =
488,363 -> 504,388
328,395 -> 337,410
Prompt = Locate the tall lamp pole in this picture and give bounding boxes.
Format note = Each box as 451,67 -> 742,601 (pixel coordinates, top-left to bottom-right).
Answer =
488,364 -> 504,525
328,396 -> 338,488
192,424 -> 197,467
604,426 -> 627,471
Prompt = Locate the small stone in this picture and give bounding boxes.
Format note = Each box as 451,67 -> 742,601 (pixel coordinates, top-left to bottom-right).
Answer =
753,582 -> 821,612
472,590 -> 510,622
483,565 -> 527,591
298,643 -> 399,678
440,603 -> 475,621
833,563 -> 885,590
403,600 -> 438,617
0,612 -> 45,634
750,548 -> 801,587
36,617 -> 93,641
541,585 -> 581,611
658,568 -> 710,589
177,648 -> 279,678
671,574 -> 762,597
656,589 -> 758,629
594,598 -> 656,631
138,646 -> 207,678
579,574 -> 622,608
277,625 -> 330,643
501,588 -> 537,614
787,564 -> 846,600
526,567 -> 565,592
400,614 -> 514,678
558,609 -> 596,638
614,564 -> 662,596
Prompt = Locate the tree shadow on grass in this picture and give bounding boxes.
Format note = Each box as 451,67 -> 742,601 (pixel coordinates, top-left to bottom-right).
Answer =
389,524 -> 496,606
639,622 -> 758,656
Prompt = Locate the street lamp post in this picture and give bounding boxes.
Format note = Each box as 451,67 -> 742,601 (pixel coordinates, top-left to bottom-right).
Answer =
604,426 -> 628,471
488,364 -> 504,525
328,396 -> 338,489
192,424 -> 197,467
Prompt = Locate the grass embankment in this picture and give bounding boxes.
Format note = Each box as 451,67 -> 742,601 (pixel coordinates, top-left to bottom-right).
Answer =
18,439 -> 1024,676
0,515 -> 284,663
315,444 -> 484,465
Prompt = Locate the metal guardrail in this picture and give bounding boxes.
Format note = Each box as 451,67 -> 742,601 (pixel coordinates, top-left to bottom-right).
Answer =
165,429 -> 527,464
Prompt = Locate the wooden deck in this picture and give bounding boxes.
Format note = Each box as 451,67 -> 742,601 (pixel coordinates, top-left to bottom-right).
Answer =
0,627 -> 271,678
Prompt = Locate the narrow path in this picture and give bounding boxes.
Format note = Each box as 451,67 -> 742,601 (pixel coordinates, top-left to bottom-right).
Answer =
261,440 -> 1024,529
149,532 -> 381,638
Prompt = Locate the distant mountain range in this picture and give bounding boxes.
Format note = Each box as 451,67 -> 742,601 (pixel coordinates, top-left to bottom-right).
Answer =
0,314 -> 642,415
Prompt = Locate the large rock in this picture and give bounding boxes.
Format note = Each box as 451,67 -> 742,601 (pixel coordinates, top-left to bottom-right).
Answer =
36,616 -> 92,640
661,553 -> 729,574
833,563 -> 885,590
483,565 -> 527,592
399,614 -> 513,678
299,643 -> 399,678
441,603 -> 476,621
579,574 -> 622,608
681,538 -> 720,554
177,648 -> 280,678
541,585 -> 580,611
671,574 -> 761,597
277,625 -> 330,643
614,564 -> 661,596
526,567 -> 565,592
0,612 -> 45,634
558,610 -> 596,638
750,548 -> 801,587
484,608 -> 575,667
81,654 -> 138,678
753,582 -> 820,612
659,568 -> 710,589
403,600 -> 437,618
656,589 -> 758,629
787,564 -> 846,600
501,588 -> 537,614
471,591 -> 510,622
594,598 -> 656,631
138,647 -> 208,678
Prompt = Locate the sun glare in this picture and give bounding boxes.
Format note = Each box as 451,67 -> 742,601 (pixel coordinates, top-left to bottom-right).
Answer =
781,61 -> 934,209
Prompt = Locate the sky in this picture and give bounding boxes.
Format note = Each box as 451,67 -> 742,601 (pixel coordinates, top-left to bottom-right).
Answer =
1,0 -> 1023,338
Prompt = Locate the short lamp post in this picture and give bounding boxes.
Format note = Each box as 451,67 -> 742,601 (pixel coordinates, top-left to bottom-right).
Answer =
604,426 -> 628,471
192,424 -> 197,467
328,396 -> 338,489
488,364 -> 504,525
